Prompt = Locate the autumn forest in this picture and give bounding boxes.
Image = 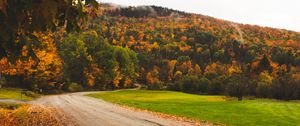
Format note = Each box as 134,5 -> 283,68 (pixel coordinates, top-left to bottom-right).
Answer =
0,1 -> 299,100
1,1 -> 300,125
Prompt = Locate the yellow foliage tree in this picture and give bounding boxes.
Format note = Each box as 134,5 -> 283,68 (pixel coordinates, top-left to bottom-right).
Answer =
167,60 -> 177,81
174,71 -> 183,81
84,63 -> 103,88
113,66 -> 122,88
205,62 -> 226,75
0,32 -> 63,88
227,61 -> 242,75
194,64 -> 202,76
259,71 -> 273,84
146,66 -> 160,85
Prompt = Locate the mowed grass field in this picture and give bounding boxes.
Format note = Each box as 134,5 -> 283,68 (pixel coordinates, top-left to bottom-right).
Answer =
88,90 -> 300,126
0,88 -> 33,100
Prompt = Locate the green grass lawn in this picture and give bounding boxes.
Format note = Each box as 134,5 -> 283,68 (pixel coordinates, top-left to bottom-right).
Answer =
0,102 -> 22,109
88,90 -> 300,126
0,88 -> 33,101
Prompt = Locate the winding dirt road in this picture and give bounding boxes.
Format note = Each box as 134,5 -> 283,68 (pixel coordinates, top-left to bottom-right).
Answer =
30,92 -> 196,126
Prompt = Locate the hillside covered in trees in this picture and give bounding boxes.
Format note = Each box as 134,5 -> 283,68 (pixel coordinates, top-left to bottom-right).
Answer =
0,3 -> 299,100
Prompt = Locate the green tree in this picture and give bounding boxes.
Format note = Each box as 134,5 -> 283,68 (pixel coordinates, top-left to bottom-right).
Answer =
272,73 -> 300,100
178,75 -> 200,93
198,77 -> 210,93
60,33 -> 89,85
208,79 -> 222,95
194,32 -> 216,62
226,74 -> 248,100
256,71 -> 273,98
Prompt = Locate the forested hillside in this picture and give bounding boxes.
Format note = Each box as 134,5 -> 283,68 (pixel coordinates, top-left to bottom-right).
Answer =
1,3 -> 299,100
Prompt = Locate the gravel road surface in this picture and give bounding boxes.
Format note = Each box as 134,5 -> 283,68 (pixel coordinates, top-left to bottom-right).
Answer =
30,92 -> 196,126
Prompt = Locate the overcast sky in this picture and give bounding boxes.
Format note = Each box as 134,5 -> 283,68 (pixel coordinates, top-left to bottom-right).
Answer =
99,0 -> 300,32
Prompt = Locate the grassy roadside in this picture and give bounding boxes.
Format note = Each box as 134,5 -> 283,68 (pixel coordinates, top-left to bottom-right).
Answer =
0,102 -> 22,110
0,88 -> 37,101
87,90 -> 300,126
